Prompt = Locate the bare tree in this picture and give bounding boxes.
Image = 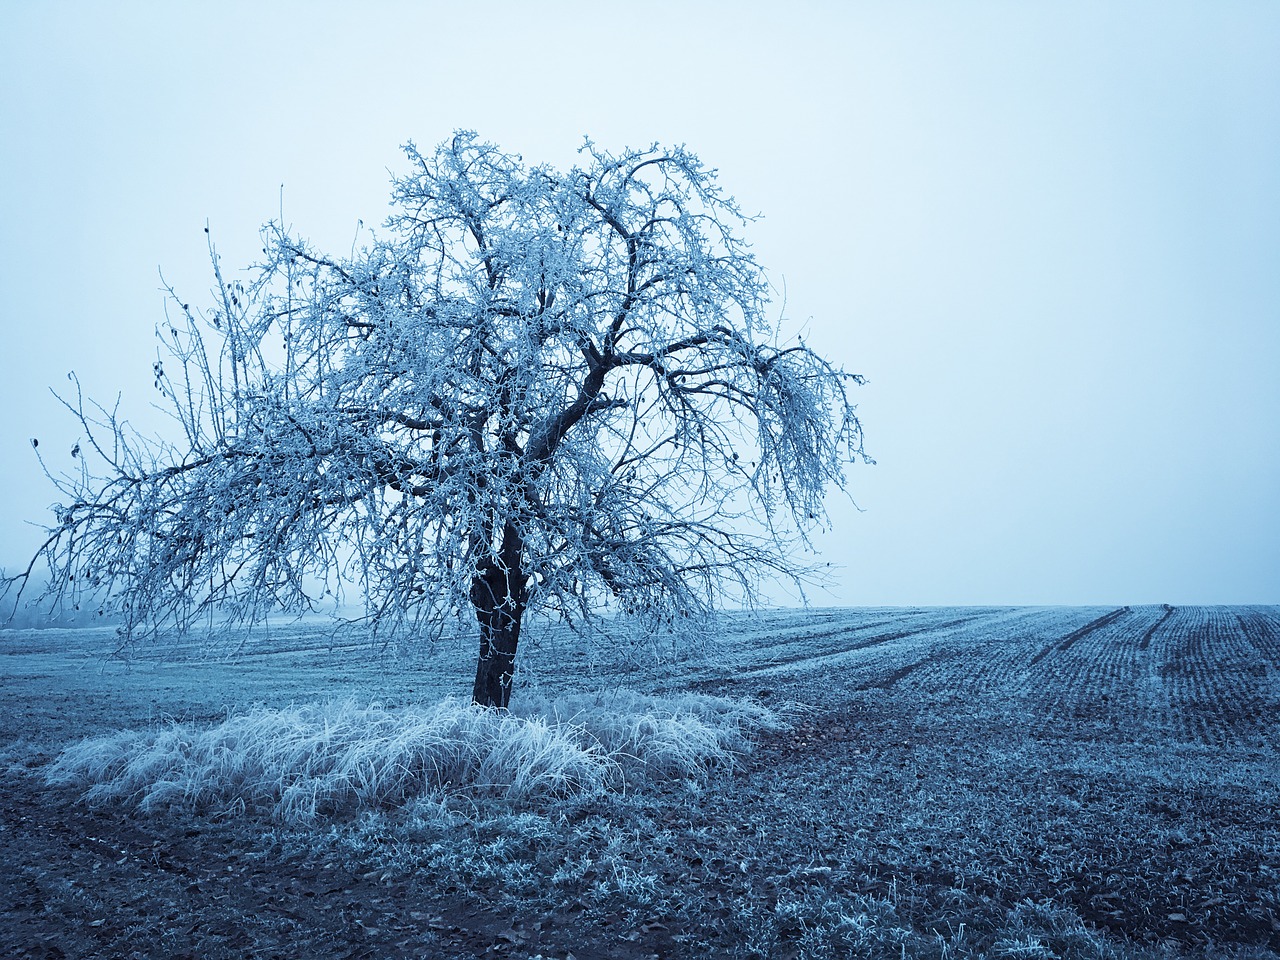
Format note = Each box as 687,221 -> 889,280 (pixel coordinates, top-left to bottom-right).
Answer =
7,132 -> 869,707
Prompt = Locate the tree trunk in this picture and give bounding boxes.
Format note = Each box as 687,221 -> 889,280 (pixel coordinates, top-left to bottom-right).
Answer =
470,525 -> 527,708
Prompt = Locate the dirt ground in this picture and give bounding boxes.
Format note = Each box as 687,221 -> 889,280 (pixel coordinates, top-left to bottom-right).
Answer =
3,606 -> 1279,959
1,771 -> 680,959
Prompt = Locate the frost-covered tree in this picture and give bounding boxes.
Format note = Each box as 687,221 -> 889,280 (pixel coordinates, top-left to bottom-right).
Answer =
7,132 -> 868,707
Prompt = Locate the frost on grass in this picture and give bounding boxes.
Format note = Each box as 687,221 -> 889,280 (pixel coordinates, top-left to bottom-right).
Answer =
44,692 -> 780,821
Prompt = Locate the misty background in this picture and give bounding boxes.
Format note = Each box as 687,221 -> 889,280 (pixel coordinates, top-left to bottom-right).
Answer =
2,1 -> 1277,608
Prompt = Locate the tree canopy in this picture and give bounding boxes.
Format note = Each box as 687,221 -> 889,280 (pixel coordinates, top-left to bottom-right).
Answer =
8,132 -> 869,706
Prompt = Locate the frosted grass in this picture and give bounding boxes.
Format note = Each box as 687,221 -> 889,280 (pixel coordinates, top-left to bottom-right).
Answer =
518,689 -> 784,779
44,691 -> 780,821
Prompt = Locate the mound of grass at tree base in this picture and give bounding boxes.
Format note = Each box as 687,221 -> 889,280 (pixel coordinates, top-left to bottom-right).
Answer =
44,691 -> 780,821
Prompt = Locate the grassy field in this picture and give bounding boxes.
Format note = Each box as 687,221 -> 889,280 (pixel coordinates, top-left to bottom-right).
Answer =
2,605 -> 1278,958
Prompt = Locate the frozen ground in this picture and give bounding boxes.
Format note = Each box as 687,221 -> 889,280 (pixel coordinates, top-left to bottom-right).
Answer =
3,605 -> 1279,958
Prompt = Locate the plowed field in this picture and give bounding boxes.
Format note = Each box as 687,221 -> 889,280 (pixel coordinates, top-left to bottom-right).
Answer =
3,606 -> 1279,958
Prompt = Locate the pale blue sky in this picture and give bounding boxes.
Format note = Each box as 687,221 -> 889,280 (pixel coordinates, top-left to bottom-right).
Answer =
2,1 -> 1277,605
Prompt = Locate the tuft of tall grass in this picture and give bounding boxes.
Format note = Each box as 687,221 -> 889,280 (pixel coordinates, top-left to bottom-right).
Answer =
45,692 -> 780,821
511,689 -> 784,781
